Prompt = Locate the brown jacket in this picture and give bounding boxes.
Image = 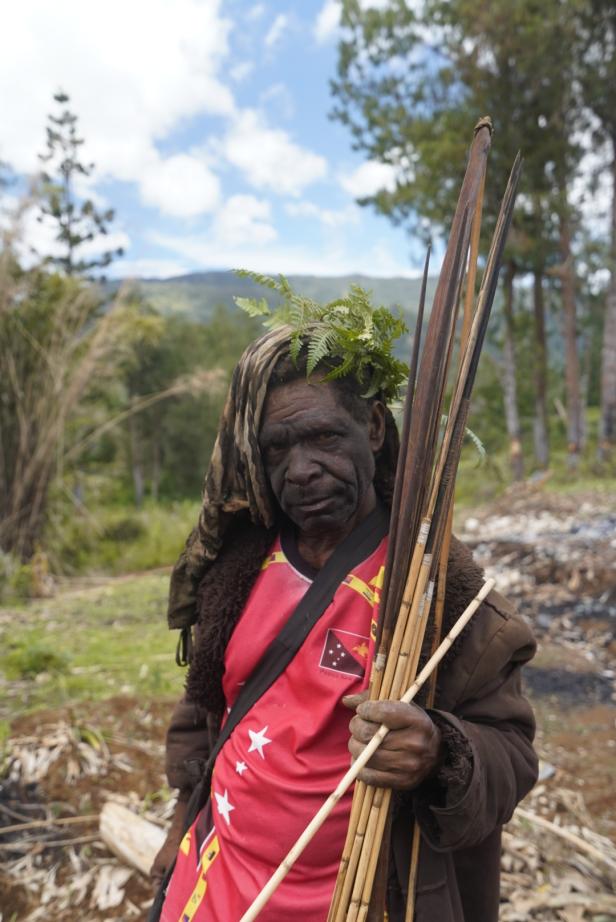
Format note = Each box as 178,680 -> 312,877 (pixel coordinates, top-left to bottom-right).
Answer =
164,537 -> 537,922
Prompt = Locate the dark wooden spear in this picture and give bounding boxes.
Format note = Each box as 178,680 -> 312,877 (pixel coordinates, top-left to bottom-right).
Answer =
373,120 -> 493,671
371,205 -> 471,690
373,245 -> 430,658
403,151 -> 523,922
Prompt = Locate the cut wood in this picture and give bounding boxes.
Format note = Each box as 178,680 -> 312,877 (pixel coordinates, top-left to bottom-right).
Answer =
0,814 -> 98,836
514,806 -> 616,875
99,801 -> 166,876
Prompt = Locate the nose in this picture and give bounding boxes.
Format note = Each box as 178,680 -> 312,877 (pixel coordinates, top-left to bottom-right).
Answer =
285,444 -> 320,485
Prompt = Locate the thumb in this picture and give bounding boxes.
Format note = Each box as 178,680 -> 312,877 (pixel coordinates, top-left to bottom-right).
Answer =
342,690 -> 369,710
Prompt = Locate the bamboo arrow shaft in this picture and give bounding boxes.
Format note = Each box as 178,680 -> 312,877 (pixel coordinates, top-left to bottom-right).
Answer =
239,578 -> 495,922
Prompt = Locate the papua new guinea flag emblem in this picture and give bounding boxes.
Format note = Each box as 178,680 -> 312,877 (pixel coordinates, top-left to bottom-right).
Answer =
319,628 -> 370,678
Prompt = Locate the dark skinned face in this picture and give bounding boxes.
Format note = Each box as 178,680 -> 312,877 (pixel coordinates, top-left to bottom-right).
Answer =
259,378 -> 386,543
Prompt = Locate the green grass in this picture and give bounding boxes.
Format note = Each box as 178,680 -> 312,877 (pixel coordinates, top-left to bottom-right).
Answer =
47,499 -> 201,576
0,571 -> 186,721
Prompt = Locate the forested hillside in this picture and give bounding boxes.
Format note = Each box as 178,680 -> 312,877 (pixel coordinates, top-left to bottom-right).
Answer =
122,270 -> 434,325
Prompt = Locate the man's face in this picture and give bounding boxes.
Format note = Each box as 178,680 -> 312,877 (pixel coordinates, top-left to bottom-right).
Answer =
259,377 -> 385,538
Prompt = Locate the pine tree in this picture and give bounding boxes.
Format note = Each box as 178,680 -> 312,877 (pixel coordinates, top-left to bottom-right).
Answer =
332,0 -> 586,474
37,90 -> 123,276
579,0 -> 616,460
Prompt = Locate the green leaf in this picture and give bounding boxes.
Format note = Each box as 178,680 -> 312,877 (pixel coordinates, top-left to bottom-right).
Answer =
232,269 -> 409,400
233,296 -> 271,318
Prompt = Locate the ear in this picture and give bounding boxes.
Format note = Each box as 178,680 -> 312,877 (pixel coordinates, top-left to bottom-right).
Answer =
368,401 -> 386,453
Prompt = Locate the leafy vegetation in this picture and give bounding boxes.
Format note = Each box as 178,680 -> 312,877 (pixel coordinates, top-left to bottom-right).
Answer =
235,270 -> 408,400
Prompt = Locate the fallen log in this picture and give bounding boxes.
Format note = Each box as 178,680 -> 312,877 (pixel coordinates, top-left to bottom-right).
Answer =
99,801 -> 166,876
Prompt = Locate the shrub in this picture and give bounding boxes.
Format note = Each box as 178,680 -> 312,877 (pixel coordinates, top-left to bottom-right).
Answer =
4,641 -> 70,679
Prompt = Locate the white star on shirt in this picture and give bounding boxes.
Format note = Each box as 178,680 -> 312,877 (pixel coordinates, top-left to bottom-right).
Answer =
235,760 -> 248,775
248,725 -> 272,759
214,789 -> 235,826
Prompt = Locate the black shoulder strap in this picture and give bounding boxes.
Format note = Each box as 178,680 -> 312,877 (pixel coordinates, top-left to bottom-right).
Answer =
206,501 -> 389,770
148,503 -> 388,921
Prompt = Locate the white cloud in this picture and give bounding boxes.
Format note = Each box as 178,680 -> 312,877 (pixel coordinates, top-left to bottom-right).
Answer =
0,0 -> 233,195
314,0 -> 341,44
340,161 -> 398,198
223,110 -> 327,196
230,61 -> 255,83
139,153 -> 221,218
246,3 -> 266,21
214,195 -> 277,245
314,0 -> 415,45
285,200 -> 359,228
147,227 -> 418,277
259,83 -> 295,120
265,14 -> 289,49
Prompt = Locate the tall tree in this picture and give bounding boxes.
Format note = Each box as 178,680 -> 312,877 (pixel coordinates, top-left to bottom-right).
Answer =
38,90 -> 123,276
333,0 -> 585,473
580,0 -> 616,460
502,262 -> 525,480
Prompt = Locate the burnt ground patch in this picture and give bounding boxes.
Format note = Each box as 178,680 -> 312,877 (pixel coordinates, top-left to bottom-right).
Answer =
524,664 -> 615,705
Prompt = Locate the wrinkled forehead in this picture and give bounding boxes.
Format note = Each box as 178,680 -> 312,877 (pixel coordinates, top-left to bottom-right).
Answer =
261,375 -> 347,431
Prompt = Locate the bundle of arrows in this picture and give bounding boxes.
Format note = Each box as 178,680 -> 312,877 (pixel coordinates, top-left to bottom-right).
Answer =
240,117 -> 522,922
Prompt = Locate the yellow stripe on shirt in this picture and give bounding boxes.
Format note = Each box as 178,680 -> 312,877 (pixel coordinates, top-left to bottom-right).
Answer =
178,834 -> 221,922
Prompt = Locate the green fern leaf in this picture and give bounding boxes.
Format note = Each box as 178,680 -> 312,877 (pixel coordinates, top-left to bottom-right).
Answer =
234,296 -> 271,318
233,269 -> 408,400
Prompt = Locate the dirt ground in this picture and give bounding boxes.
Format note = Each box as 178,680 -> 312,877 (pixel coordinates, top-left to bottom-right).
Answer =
1,486 -> 615,921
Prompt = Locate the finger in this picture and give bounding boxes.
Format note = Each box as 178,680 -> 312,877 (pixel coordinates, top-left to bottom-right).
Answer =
349,714 -> 381,744
349,718 -> 417,752
348,737 -> 424,772
350,718 -> 432,765
357,699 -> 431,731
355,765 -> 408,789
350,722 -> 429,754
342,690 -> 369,710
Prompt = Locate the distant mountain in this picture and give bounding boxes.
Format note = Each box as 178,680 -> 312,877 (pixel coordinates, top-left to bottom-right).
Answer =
118,270 -> 437,329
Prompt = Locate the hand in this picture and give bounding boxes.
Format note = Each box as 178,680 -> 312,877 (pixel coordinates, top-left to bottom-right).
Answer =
150,798 -> 189,887
343,692 -> 442,790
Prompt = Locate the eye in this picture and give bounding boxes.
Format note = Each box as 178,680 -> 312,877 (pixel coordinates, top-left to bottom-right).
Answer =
313,431 -> 339,445
263,440 -> 286,460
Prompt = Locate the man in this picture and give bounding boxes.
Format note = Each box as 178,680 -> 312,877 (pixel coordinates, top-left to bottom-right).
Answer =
150,324 -> 537,922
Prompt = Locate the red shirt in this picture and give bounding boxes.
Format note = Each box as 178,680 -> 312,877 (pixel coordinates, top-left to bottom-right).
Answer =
161,530 -> 387,922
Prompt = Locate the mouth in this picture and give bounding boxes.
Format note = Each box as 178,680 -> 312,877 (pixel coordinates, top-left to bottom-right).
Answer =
288,495 -> 335,515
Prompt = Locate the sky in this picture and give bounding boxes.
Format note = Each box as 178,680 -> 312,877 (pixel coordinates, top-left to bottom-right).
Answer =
0,0 -> 425,280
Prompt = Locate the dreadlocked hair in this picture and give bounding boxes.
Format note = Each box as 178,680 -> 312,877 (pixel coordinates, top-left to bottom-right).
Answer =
268,351 -> 400,508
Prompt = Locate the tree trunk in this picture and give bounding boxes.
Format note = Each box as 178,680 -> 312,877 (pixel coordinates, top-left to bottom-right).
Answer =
501,262 -> 524,481
532,268 -> 550,468
598,138 -> 616,461
559,213 -> 583,469
151,436 -> 161,501
128,414 -> 144,508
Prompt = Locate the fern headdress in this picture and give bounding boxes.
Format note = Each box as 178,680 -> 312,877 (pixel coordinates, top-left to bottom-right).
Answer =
234,271 -> 408,402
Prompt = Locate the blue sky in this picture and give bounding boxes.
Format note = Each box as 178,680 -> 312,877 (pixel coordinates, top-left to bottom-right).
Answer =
1,0 -> 424,279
